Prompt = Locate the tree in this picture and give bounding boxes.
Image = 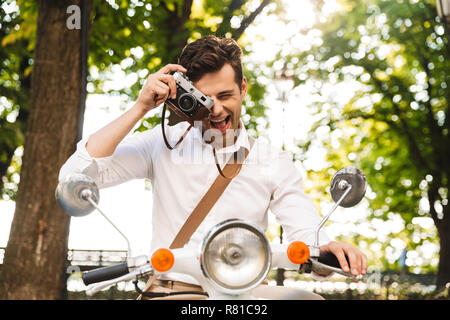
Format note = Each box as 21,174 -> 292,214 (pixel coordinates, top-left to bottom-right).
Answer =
0,0 -> 34,200
0,0 -> 93,299
84,0 -> 274,128
276,0 -> 449,287
0,0 -> 275,299
0,0 -> 275,200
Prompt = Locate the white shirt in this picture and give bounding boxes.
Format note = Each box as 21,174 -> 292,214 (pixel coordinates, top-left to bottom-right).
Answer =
59,120 -> 330,284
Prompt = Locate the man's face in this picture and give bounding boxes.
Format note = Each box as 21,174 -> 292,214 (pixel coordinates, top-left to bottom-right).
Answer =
193,63 -> 247,147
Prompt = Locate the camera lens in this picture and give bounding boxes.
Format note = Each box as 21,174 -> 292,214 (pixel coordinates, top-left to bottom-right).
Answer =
178,93 -> 196,112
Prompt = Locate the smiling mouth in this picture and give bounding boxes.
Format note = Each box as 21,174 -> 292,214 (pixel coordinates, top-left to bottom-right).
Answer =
209,115 -> 232,132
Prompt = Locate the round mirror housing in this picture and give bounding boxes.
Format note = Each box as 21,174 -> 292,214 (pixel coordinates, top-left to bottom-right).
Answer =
55,173 -> 100,217
330,167 -> 366,208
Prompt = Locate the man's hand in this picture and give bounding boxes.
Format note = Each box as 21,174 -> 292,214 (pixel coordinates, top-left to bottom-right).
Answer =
136,64 -> 187,112
85,63 -> 187,158
319,241 -> 367,276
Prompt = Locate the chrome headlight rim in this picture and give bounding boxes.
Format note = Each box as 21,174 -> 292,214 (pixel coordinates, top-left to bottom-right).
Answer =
200,219 -> 272,295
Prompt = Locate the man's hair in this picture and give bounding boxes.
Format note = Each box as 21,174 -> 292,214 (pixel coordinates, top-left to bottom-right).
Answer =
178,35 -> 243,88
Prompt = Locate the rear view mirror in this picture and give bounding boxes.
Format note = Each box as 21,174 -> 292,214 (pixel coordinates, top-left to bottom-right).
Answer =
330,167 -> 367,208
55,173 -> 99,217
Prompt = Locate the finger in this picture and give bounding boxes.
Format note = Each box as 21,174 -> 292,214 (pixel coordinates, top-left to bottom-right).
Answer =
156,74 -> 177,99
155,79 -> 170,91
361,253 -> 368,274
345,250 -> 360,276
352,251 -> 364,276
153,84 -> 169,103
333,248 -> 350,273
157,63 -> 187,75
154,94 -> 168,106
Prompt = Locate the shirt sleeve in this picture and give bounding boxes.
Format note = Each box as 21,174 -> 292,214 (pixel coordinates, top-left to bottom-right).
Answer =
58,126 -> 160,188
268,150 -> 331,246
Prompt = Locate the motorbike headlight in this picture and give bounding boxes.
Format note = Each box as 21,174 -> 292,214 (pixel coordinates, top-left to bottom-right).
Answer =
200,219 -> 271,295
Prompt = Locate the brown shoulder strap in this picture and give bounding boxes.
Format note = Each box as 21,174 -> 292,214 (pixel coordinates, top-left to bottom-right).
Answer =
170,151 -> 245,248
170,138 -> 254,248
138,137 -> 254,298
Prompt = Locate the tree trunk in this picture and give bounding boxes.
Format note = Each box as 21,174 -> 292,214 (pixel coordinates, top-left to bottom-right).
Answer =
435,208 -> 450,289
436,223 -> 450,288
428,177 -> 450,289
0,0 -> 91,299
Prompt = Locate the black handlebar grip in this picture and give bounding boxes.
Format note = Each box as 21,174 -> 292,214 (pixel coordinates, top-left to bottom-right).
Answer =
82,262 -> 129,286
318,252 -> 350,269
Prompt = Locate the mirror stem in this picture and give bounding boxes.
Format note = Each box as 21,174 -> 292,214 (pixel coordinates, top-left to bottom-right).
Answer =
82,190 -> 132,257
311,183 -> 352,258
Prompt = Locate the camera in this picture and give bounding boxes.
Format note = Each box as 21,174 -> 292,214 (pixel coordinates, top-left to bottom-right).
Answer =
165,71 -> 214,122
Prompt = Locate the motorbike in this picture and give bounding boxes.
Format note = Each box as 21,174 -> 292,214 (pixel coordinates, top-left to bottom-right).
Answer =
56,167 -> 367,300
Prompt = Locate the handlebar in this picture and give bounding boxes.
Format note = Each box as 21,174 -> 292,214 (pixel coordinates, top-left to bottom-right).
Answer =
82,262 -> 130,286
317,251 -> 350,269
309,252 -> 360,279
81,246 -> 361,295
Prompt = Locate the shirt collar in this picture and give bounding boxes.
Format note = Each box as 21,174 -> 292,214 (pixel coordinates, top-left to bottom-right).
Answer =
192,119 -> 250,154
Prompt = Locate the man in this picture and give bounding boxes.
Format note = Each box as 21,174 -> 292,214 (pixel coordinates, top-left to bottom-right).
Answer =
59,35 -> 367,299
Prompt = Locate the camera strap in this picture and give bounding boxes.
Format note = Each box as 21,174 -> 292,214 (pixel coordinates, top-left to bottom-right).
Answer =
138,137 -> 254,299
161,102 -> 193,150
161,102 -> 249,179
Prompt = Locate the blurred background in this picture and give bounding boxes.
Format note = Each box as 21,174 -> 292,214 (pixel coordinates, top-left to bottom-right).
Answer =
0,0 -> 449,299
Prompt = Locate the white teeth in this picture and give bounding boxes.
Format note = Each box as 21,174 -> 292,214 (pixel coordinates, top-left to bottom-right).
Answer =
210,118 -> 227,123
210,116 -> 230,123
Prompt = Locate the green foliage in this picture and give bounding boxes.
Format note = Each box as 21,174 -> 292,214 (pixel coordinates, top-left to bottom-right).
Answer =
0,0 -> 34,199
0,0 -> 276,198
87,0 -> 276,131
279,0 -> 448,274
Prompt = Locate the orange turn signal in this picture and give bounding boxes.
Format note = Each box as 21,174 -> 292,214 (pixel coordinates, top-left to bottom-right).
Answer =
287,241 -> 310,264
151,248 -> 174,272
